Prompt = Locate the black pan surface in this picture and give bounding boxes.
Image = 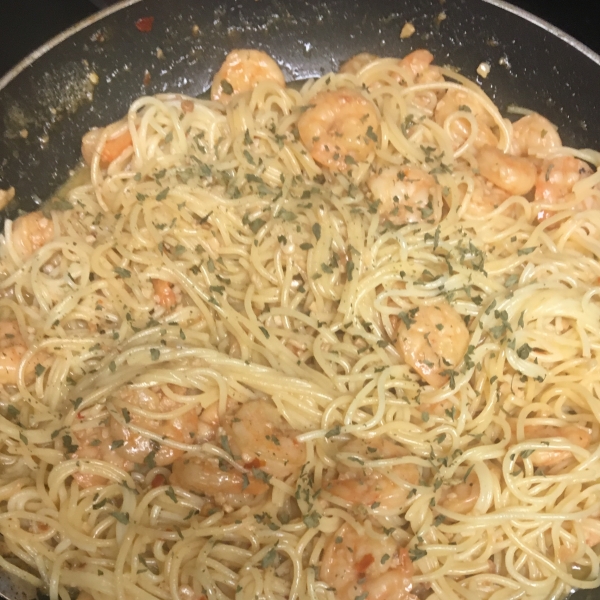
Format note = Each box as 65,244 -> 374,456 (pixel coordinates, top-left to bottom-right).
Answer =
0,0 -> 600,598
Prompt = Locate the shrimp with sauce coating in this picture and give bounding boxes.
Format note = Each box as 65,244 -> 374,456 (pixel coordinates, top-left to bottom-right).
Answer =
81,122 -> 133,168
340,50 -> 442,113
321,523 -> 416,600
435,88 -> 498,150
400,49 -> 443,85
152,279 -> 179,310
109,385 -> 200,467
460,175 -> 510,216
170,454 -> 270,508
579,518 -> 600,550
325,436 -> 419,512
224,398 -> 306,480
170,399 -> 305,505
511,113 -> 562,158
367,165 -> 443,225
11,211 -> 54,260
516,423 -> 591,467
534,156 -> 597,220
0,320 -> 34,385
439,469 -> 480,514
298,88 -> 380,172
395,301 -> 470,388
70,426 -> 134,488
477,145 -> 537,196
341,49 -> 442,86
340,53 -> 379,75
210,49 -> 285,104
169,400 -> 267,507
72,386 -> 208,488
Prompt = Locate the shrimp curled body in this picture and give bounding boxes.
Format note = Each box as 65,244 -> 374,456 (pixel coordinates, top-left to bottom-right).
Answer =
298,89 -> 380,172
368,166 -> 443,225
534,156 -> 596,220
321,523 -> 416,600
0,320 -> 32,385
435,88 -> 497,150
477,145 -> 537,196
170,399 -> 306,506
395,301 -> 470,388
81,123 -> 133,168
325,437 -> 420,513
11,211 -> 54,260
511,113 -> 562,158
109,386 -> 200,467
224,399 -> 307,480
211,49 -> 285,104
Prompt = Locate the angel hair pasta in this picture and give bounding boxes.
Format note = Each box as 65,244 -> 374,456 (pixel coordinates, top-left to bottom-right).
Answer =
1,47 -> 600,600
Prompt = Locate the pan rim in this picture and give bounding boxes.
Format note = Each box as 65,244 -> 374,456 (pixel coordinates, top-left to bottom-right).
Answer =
482,0 -> 600,67
0,0 -> 142,91
0,0 -> 599,95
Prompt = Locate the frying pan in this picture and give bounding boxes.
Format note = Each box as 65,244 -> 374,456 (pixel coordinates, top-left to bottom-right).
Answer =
0,0 -> 600,598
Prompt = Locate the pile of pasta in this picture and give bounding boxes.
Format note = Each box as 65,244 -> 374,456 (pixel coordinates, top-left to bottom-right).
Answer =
1,48 -> 600,600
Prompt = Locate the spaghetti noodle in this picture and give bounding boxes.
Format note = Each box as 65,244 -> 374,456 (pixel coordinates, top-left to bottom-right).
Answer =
1,48 -> 600,600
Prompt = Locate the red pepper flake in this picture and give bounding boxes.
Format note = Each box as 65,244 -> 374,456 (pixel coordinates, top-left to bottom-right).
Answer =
135,16 -> 154,32
143,70 -> 152,86
244,457 -> 265,470
151,474 -> 166,488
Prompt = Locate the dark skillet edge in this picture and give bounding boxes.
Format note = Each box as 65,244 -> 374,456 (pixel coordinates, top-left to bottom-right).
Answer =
1,0 -> 599,99
0,0 -> 142,93
482,0 -> 600,67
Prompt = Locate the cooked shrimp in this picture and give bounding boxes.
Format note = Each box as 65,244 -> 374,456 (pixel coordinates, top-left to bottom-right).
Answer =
399,50 -> 444,113
511,113 -> 562,158
195,397 -> 222,441
170,454 -> 269,508
339,52 -> 379,75
109,385 -> 200,467
210,49 -> 285,104
0,320 -> 32,385
461,175 -> 509,216
581,518 -> 600,549
297,88 -> 380,172
325,437 -> 419,512
439,469 -> 480,514
170,400 -> 273,506
519,424 -> 591,467
81,125 -> 133,168
152,279 -> 178,310
395,301 -> 470,388
400,49 -> 442,84
11,211 -> 54,260
224,399 -> 306,480
71,426 -> 134,488
367,166 -> 443,225
0,186 -> 15,211
534,156 -> 595,220
477,145 -> 537,196
342,50 -> 440,82
435,88 -> 497,150
321,523 -> 416,600
558,516 -> 600,561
